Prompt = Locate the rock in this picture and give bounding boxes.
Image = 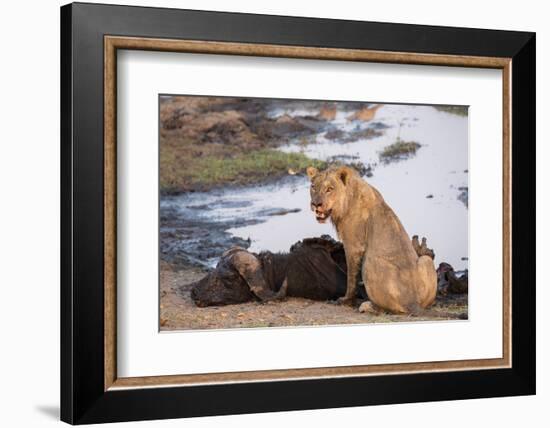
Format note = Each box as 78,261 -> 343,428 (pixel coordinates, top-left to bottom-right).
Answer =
324,128 -> 345,140
347,162 -> 370,177
457,187 -> 468,207
266,208 -> 301,217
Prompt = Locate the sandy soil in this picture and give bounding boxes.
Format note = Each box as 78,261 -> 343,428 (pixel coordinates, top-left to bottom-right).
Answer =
160,263 -> 468,331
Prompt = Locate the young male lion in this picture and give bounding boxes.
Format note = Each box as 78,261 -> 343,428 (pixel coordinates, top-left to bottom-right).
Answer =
306,165 -> 438,315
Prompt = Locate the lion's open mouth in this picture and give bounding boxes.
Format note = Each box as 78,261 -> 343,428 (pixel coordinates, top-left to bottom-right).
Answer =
315,209 -> 332,223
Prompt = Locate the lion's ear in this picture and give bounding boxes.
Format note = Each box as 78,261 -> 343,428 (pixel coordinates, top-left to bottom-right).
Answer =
338,166 -> 351,186
306,167 -> 318,180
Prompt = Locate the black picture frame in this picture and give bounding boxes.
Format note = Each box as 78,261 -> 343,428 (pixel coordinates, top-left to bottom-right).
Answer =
61,2 -> 535,424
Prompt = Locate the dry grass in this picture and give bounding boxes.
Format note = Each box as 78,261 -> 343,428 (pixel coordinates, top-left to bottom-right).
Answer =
160,264 -> 468,331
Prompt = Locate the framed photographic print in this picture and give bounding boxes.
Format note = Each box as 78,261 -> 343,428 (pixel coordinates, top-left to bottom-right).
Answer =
60,2 -> 535,424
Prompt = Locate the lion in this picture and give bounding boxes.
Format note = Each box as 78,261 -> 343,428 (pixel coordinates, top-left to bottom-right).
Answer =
306,165 -> 445,316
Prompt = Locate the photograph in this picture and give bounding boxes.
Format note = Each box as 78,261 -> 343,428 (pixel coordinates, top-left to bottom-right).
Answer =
159,95 -> 469,331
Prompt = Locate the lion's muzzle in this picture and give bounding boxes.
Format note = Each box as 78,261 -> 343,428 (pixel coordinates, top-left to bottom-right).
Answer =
311,202 -> 332,223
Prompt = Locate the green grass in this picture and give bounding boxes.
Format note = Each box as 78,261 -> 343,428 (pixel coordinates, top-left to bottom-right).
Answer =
433,105 -> 468,116
379,141 -> 421,161
161,148 -> 326,192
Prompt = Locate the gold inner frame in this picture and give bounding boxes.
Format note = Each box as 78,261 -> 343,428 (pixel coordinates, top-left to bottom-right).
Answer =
104,35 -> 512,391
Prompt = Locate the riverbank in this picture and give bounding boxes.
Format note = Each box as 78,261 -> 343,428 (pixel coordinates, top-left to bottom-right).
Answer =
160,96 -> 384,193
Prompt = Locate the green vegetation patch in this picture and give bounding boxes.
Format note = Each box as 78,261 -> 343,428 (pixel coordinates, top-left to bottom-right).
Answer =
161,148 -> 326,193
434,105 -> 468,116
379,141 -> 421,162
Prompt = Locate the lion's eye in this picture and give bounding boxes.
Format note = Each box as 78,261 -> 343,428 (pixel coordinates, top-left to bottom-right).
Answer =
326,187 -> 333,193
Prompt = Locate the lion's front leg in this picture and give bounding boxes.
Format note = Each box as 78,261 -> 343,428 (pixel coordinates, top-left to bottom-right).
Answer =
336,247 -> 363,306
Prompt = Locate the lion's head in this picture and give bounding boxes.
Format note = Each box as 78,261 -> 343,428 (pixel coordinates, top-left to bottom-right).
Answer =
306,166 -> 356,224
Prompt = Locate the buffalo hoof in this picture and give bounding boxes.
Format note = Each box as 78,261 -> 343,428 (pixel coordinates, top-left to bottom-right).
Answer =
331,296 -> 355,306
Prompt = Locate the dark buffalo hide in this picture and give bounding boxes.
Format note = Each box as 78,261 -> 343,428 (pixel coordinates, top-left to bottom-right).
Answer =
190,235 -> 354,307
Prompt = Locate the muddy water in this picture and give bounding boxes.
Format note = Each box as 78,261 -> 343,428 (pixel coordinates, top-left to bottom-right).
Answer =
162,104 -> 469,271
231,104 -> 468,270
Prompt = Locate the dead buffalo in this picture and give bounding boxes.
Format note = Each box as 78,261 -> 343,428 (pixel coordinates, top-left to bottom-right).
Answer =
190,235 -> 366,307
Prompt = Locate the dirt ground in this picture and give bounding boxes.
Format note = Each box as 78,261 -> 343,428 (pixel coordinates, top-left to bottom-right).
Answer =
160,262 -> 468,331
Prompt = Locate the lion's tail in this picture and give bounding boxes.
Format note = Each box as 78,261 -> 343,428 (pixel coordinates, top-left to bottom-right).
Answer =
407,304 -> 468,320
